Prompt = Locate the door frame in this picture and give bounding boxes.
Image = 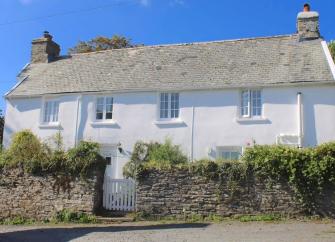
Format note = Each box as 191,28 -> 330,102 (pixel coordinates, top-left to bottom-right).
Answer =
100,144 -> 119,179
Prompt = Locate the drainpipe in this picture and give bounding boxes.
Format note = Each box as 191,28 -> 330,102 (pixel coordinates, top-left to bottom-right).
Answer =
190,105 -> 195,162
297,92 -> 304,148
74,95 -> 82,147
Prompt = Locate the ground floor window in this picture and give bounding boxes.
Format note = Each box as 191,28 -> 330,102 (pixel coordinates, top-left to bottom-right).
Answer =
216,146 -> 243,160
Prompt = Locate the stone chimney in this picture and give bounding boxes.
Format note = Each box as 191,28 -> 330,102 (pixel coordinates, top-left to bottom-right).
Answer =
31,31 -> 61,63
297,4 -> 320,41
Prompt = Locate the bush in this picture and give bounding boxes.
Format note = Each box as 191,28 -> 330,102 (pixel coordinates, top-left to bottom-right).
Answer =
67,141 -> 106,177
1,130 -> 105,178
243,143 -> 335,211
3,130 -> 50,173
148,139 -> 188,165
123,139 -> 188,178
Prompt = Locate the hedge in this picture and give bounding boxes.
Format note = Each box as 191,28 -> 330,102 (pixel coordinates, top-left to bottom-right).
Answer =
0,130 -> 106,178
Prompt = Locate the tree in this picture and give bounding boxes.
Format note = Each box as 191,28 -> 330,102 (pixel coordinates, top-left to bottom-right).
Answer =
0,110 -> 4,146
69,35 -> 140,54
329,41 -> 335,62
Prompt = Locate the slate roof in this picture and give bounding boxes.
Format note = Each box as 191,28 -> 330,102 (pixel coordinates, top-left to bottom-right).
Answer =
6,34 -> 335,97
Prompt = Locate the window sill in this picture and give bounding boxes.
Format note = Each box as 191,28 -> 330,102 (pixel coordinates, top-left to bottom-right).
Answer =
153,119 -> 185,125
235,117 -> 270,124
91,120 -> 118,127
39,122 -> 62,129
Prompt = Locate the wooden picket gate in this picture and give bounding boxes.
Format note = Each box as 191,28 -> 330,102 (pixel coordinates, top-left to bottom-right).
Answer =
103,177 -> 136,211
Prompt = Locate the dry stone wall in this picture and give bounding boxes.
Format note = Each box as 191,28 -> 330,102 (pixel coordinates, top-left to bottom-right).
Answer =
136,169 -> 305,217
0,169 -> 104,220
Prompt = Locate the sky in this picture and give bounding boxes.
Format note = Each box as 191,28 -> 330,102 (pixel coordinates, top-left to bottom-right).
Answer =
0,0 -> 334,112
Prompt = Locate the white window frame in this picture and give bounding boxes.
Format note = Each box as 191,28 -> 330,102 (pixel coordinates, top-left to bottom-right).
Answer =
158,92 -> 180,120
240,89 -> 262,118
95,96 -> 114,122
216,146 -> 243,160
40,98 -> 60,126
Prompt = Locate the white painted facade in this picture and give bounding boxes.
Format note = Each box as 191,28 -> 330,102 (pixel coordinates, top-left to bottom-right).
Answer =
4,84 -> 335,178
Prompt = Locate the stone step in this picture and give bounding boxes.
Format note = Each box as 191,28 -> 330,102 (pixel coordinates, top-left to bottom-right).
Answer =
96,216 -> 134,223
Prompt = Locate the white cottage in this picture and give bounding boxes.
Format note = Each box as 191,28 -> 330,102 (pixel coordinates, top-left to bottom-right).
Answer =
3,7 -> 335,179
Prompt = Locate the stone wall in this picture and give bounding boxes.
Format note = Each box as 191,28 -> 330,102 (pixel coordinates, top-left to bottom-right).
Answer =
136,170 -> 305,217
0,169 -> 104,220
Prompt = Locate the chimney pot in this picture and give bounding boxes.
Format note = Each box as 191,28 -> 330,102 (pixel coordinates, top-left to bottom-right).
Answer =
31,31 -> 60,63
43,31 -> 53,40
303,3 -> 310,12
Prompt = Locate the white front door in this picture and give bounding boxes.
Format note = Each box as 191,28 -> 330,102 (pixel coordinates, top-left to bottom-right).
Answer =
102,146 -> 118,178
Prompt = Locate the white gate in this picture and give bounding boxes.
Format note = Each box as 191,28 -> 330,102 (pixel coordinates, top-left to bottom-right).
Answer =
103,177 -> 136,211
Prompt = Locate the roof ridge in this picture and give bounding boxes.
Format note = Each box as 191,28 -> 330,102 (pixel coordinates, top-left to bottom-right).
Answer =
69,34 -> 297,57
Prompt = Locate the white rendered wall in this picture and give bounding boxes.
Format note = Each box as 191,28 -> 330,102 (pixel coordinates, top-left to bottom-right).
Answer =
4,84 -> 335,178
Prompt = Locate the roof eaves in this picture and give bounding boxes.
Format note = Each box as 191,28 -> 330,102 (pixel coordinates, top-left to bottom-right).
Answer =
6,79 -> 335,99
5,63 -> 31,98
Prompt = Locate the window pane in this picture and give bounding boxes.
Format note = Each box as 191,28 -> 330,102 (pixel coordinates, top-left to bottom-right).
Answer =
106,97 -> 113,120
230,152 -> 240,160
106,112 -> 113,119
97,97 -> 104,105
218,147 -> 242,161
96,113 -> 103,120
105,157 -> 112,165
171,93 -> 179,118
106,97 -> 113,105
44,101 -> 59,123
52,101 -> 59,122
96,105 -> 104,120
251,90 -> 262,116
160,93 -> 169,119
241,91 -> 249,116
96,97 -> 104,120
44,102 -> 51,123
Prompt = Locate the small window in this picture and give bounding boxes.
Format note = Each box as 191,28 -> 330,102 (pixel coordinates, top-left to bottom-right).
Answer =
159,93 -> 180,119
217,146 -> 242,160
240,90 -> 262,118
43,100 -> 59,123
96,97 -> 114,121
105,157 -> 112,165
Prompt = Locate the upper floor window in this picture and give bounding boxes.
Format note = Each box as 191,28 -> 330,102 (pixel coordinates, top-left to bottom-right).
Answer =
96,97 -> 113,120
43,100 -> 59,124
240,90 -> 262,117
159,93 -> 179,119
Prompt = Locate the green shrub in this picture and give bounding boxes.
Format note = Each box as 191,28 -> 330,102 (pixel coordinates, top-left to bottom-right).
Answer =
243,143 -> 335,212
66,141 -> 106,177
147,139 -> 188,165
1,131 -> 105,178
123,139 -> 188,178
4,130 -> 50,173
191,159 -> 220,180
53,210 -> 97,223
